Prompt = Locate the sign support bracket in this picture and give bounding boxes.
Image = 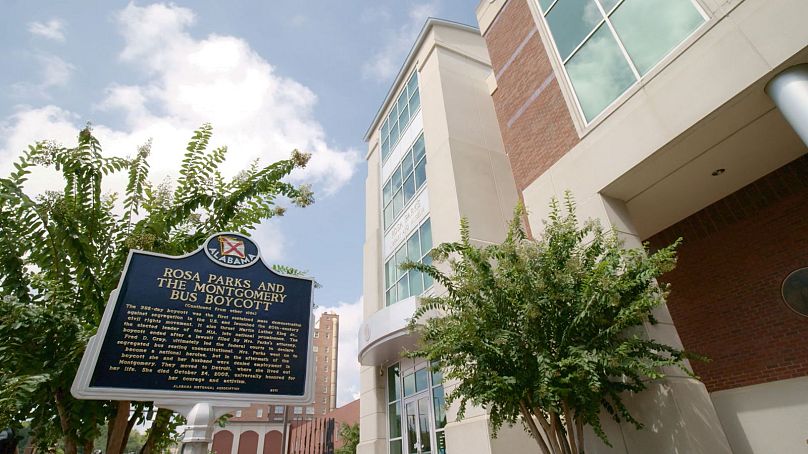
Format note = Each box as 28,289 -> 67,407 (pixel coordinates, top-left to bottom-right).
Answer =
156,401 -> 251,454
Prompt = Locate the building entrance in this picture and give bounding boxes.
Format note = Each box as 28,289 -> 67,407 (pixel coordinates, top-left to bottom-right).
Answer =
404,393 -> 434,454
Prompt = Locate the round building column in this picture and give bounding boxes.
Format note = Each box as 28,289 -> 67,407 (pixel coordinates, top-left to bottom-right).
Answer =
766,64 -> 808,146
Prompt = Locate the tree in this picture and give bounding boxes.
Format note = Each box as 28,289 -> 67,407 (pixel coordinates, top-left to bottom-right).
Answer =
0,124 -> 314,454
335,423 -> 359,454
404,195 -> 692,454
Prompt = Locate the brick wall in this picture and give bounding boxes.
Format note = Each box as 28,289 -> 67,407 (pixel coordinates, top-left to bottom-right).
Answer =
649,155 -> 808,392
482,0 -> 579,193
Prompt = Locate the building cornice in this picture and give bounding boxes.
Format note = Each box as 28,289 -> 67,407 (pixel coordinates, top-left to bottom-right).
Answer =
362,18 -> 480,143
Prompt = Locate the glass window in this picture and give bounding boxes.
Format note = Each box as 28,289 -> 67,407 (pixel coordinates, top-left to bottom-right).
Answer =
541,0 -> 705,122
610,0 -> 704,75
390,440 -> 403,454
392,190 -> 403,220
432,386 -> 446,429
414,368 -> 428,392
419,220 -> 432,256
384,219 -> 434,306
546,0 -> 602,60
408,269 -> 424,296
403,174 -> 415,204
388,364 -> 401,402
403,373 -> 416,397
256,409 -> 263,418
538,0 -> 555,12
566,24 -> 636,120
430,361 -> 443,385
275,406 -> 284,414
306,407 -> 314,414
598,0 -> 621,13
379,72 -> 420,163
294,406 -> 303,414
388,402 -> 402,438
382,133 -> 427,231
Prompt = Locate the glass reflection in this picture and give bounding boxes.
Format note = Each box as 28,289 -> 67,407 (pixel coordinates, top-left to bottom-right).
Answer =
565,24 -> 635,121
546,0 -> 602,60
611,0 -> 704,75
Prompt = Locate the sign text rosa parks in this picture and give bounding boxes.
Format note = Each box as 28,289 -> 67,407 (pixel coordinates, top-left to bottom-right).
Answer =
158,267 -> 289,309
80,233 -> 313,398
91,266 -> 307,394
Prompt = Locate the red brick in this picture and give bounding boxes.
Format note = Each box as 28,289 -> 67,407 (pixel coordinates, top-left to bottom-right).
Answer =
483,0 -> 580,193
648,155 -> 808,392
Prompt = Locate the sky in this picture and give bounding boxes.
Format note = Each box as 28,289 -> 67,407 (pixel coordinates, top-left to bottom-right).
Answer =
0,1 -> 478,407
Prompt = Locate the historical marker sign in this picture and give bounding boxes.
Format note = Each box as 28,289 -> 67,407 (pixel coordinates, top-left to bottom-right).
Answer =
72,232 -> 315,404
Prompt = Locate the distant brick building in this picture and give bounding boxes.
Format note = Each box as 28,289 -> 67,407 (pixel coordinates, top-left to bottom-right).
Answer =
212,312 -> 340,454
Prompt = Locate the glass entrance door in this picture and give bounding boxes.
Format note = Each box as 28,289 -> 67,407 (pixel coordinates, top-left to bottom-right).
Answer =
404,395 -> 434,454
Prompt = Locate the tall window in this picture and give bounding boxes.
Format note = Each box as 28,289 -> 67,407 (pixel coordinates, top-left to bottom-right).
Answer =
381,72 -> 421,163
383,134 -> 427,230
538,0 -> 706,121
385,219 -> 433,306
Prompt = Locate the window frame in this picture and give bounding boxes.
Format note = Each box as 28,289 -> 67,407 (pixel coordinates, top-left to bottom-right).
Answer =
533,0 -> 709,128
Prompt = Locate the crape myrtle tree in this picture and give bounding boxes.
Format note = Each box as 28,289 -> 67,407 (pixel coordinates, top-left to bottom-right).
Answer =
0,124 -> 314,454
404,195 -> 693,454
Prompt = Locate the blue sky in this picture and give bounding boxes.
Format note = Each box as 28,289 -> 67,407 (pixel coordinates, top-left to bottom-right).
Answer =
0,0 -> 478,405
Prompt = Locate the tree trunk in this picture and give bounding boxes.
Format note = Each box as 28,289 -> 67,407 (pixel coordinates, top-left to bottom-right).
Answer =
139,408 -> 173,454
518,401 -> 551,454
119,406 -> 142,453
83,439 -> 95,454
106,401 -> 131,454
53,389 -> 78,454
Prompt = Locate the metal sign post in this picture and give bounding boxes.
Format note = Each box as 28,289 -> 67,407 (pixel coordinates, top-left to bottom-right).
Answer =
71,233 -> 316,453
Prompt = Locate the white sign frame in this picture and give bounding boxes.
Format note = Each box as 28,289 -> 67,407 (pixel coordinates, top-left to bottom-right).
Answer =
71,233 -> 316,405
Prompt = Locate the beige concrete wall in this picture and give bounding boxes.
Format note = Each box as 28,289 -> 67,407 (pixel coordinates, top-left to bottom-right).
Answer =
711,376 -> 808,454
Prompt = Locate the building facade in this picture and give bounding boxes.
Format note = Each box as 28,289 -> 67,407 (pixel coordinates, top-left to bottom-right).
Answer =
212,312 -> 340,454
360,1 -> 808,453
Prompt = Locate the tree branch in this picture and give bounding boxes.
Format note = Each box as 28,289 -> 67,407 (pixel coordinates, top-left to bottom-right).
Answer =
520,401 -> 552,454
562,401 -> 579,454
533,406 -> 561,454
552,412 -> 571,454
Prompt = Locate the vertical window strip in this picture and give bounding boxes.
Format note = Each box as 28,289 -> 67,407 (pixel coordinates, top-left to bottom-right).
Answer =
381,72 -> 420,163
384,219 -> 433,306
387,364 -> 403,453
383,133 -> 427,231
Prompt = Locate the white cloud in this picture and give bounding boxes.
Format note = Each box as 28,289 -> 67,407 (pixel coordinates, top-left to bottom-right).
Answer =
38,54 -> 74,88
316,297 -> 363,406
362,2 -> 439,82
10,53 -> 75,98
27,19 -> 66,42
1,3 -> 359,202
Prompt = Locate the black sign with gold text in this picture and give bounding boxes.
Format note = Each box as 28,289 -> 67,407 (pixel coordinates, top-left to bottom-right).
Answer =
76,233 -> 314,400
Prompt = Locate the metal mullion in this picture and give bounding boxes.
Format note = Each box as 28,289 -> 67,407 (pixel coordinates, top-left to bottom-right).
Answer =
594,0 -> 642,80
535,0 -> 591,123
600,0 -> 626,16
543,0 -> 561,16
560,18 -> 606,65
